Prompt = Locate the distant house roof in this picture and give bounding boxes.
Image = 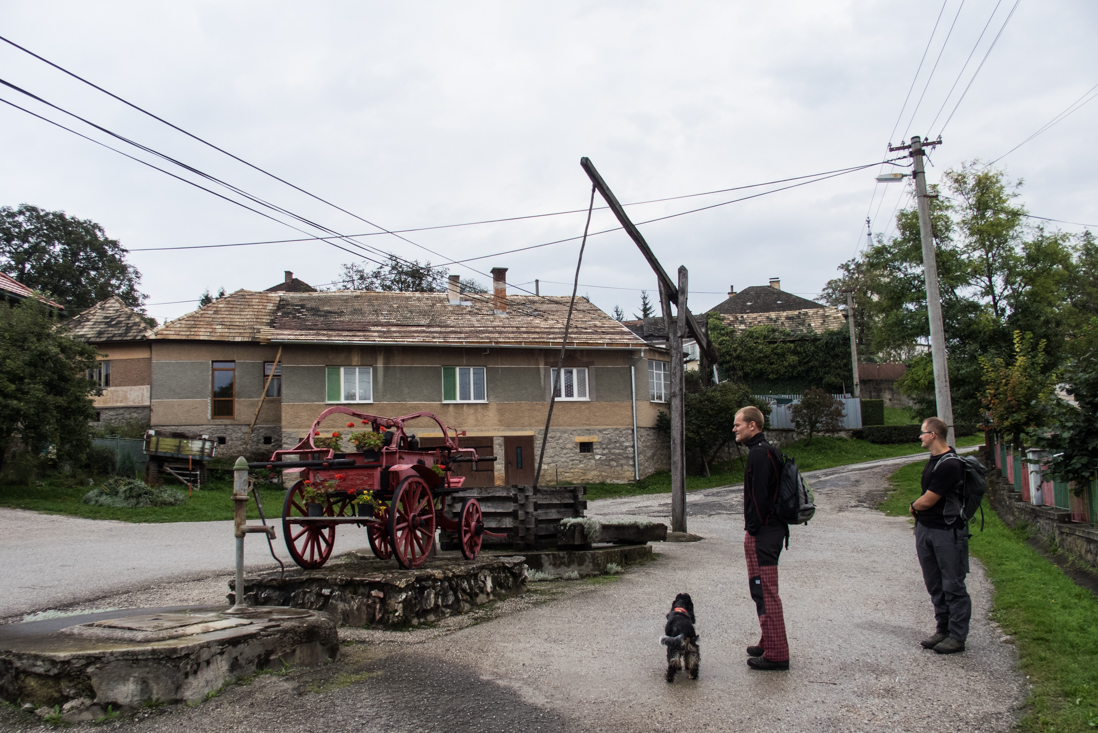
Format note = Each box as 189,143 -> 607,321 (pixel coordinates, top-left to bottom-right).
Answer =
621,317 -> 701,346
708,285 -> 826,315
707,284 -> 845,338
65,296 -> 151,342
0,271 -> 63,310
264,270 -> 317,293
152,289 -> 646,349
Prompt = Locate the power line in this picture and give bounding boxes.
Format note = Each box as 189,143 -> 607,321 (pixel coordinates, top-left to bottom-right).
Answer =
1025,214 -> 1097,229
902,0 -> 967,140
887,0 -> 949,146
937,0 -> 1022,136
989,81 -> 1098,165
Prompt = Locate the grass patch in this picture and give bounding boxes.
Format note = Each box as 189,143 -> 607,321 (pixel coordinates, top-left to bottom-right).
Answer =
0,476 -> 286,523
584,434 -> 982,501
307,670 -> 379,694
881,462 -> 1098,731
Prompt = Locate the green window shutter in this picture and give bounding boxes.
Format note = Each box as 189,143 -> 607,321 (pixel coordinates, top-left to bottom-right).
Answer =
326,367 -> 341,402
442,367 -> 456,401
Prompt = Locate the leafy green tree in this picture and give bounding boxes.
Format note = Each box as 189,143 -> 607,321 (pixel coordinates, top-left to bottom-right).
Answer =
980,331 -> 1057,447
337,255 -> 484,294
0,298 -> 99,477
790,387 -> 846,445
819,258 -> 876,360
635,290 -> 654,319
0,204 -> 146,314
656,380 -> 769,476
1034,347 -> 1098,491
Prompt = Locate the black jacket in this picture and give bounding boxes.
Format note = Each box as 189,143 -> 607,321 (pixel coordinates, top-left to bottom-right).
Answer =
743,433 -> 784,534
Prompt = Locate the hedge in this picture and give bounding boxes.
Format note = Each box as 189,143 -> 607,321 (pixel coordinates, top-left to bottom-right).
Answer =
860,399 -> 885,427
854,422 -> 980,444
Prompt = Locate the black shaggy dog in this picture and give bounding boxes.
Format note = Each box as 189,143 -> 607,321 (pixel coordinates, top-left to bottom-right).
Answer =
660,592 -> 699,682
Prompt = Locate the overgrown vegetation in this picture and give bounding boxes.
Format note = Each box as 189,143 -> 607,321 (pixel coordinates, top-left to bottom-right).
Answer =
880,461 -> 1098,731
83,476 -> 185,508
790,387 -> 845,445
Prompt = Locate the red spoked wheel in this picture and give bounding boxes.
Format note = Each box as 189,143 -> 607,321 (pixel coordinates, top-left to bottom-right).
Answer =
388,476 -> 436,569
459,498 -> 484,560
367,505 -> 392,560
282,481 -> 342,569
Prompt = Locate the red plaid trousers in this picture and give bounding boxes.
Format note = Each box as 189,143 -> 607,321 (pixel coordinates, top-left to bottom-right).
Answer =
744,530 -> 789,662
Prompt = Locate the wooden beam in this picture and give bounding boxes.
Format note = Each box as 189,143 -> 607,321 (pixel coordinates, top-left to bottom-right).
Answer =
580,156 -> 718,364
244,346 -> 282,447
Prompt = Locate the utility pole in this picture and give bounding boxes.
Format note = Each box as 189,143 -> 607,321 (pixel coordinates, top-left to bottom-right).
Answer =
845,291 -> 860,398
889,135 -> 954,446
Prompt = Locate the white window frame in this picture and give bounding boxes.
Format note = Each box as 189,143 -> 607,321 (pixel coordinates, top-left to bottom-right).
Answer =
550,367 -> 589,401
327,366 -> 373,404
443,366 -> 487,403
649,360 -> 670,403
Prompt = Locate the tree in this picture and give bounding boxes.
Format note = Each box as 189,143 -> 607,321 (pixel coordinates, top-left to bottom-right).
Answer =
819,258 -> 877,360
635,290 -> 654,319
0,204 -> 146,314
790,387 -> 845,445
612,305 -> 625,321
0,298 -> 99,477
980,330 -> 1057,447
198,287 -> 226,307
337,255 -> 484,295
656,380 -> 769,476
1034,347 -> 1098,491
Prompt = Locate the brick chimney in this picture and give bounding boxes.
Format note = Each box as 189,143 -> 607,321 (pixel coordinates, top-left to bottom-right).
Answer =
284,271 -> 293,284
728,285 -> 735,297
769,277 -> 781,290
448,274 -> 461,305
491,267 -> 508,314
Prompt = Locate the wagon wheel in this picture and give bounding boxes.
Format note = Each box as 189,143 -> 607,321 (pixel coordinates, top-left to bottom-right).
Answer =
388,476 -> 436,569
282,480 -> 339,569
367,505 -> 392,560
459,498 -> 484,560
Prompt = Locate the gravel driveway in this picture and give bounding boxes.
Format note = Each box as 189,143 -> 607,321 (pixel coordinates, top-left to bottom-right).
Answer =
1,452 -> 1024,732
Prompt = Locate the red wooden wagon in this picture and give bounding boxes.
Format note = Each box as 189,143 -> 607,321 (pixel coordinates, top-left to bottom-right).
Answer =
249,407 -> 501,570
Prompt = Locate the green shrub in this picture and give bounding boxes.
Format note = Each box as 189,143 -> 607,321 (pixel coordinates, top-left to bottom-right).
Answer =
955,422 -> 979,437
861,425 -> 923,444
83,477 -> 186,508
860,399 -> 885,426
84,444 -> 116,476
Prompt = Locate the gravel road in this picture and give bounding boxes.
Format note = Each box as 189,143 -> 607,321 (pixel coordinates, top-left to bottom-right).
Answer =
1,451 -> 1024,732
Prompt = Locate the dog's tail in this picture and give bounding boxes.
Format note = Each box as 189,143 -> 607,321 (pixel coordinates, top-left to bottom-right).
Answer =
661,634 -> 685,650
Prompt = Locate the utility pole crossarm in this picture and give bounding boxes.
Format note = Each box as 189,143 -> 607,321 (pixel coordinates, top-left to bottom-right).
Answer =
580,157 -> 719,364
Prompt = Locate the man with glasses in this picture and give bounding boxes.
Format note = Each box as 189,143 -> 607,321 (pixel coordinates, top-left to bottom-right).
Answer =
909,416 -> 970,654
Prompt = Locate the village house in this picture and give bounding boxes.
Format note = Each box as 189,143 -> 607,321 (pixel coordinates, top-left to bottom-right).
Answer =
142,268 -> 670,485
707,278 -> 846,336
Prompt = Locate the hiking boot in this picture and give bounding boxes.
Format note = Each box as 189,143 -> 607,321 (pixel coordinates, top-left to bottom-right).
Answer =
920,632 -> 948,649
933,637 -> 966,655
747,656 -> 790,671
746,645 -> 764,657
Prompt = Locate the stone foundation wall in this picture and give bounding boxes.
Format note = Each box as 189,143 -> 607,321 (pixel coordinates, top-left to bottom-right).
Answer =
531,427 -> 667,484
92,406 -> 150,427
162,424 -> 282,461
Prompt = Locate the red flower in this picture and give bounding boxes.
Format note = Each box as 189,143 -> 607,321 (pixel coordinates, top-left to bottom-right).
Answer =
335,474 -> 346,480
362,420 -> 369,425
303,480 -> 311,485
332,431 -> 341,438
346,422 -> 355,428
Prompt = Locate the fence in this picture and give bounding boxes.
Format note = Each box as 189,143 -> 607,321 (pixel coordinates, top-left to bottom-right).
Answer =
755,394 -> 863,431
990,432 -> 1096,525
91,437 -> 148,476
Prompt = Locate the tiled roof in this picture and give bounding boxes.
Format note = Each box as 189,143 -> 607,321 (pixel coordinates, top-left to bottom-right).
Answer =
151,290 -> 281,342
151,290 -> 646,348
622,317 -> 706,345
65,296 -> 150,342
708,285 -> 825,315
264,277 -> 317,293
0,272 -> 63,310
719,306 -> 846,337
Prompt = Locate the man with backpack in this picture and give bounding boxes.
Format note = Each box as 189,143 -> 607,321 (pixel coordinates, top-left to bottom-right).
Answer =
909,416 -> 971,655
733,406 -> 790,671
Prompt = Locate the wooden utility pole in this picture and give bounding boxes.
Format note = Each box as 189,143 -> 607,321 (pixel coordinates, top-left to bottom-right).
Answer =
890,135 -> 954,446
581,157 -> 707,533
845,291 -> 860,397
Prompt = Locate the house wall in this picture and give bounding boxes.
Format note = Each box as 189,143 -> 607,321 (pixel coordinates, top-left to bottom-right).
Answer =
147,341 -> 672,480
90,342 -> 152,427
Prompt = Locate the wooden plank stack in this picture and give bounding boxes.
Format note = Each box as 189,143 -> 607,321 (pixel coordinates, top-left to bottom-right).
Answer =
441,484 -> 587,550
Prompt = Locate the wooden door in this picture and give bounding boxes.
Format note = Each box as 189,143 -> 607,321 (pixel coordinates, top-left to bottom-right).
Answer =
504,436 -> 535,487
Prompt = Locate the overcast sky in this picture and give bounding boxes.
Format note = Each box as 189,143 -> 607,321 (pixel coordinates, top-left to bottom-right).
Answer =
2,1 -> 1096,325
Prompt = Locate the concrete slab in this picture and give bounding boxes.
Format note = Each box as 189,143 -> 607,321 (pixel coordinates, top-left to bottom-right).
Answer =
0,605 -> 338,720
522,544 -> 653,578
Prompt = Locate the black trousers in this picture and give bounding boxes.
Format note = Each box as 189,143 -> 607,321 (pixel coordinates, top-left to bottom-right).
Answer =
915,522 -> 971,641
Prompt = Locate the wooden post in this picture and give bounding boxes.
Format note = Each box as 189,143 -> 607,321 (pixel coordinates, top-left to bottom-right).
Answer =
660,273 -> 687,534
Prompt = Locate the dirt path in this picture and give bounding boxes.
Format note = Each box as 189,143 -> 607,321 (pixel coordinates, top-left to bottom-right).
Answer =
1,455 -> 1025,732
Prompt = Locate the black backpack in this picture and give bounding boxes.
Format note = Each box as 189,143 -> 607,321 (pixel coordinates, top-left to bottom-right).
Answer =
932,452 -> 988,531
773,449 -> 816,525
